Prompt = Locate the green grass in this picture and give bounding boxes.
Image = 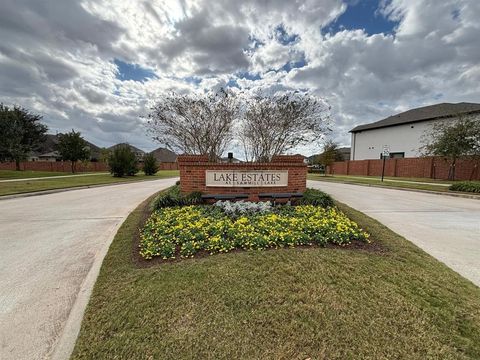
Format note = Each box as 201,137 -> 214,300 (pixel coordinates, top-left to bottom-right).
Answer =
308,174 -> 454,192
72,192 -> 480,359
0,169 -> 96,179
0,170 -> 179,196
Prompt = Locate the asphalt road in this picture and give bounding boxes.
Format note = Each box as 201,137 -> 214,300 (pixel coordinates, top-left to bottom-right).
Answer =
308,180 -> 480,287
0,178 -> 177,360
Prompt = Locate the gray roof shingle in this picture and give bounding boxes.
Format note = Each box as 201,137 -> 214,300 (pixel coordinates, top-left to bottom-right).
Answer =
150,147 -> 177,162
350,102 -> 480,133
108,143 -> 145,155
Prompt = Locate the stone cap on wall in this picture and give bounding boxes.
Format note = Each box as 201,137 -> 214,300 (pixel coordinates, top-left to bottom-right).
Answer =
178,154 -> 306,165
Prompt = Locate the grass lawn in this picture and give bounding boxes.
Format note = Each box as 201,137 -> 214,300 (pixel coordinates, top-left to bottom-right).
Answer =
308,173 -> 454,192
0,169 -> 96,179
0,170 -> 179,196
72,191 -> 480,359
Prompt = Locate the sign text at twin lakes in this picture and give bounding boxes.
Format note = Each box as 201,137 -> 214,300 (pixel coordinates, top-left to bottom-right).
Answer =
205,170 -> 288,187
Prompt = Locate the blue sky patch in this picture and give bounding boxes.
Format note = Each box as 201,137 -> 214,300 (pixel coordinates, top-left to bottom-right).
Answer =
282,55 -> 307,72
226,78 -> 240,89
327,0 -> 398,36
183,76 -> 202,85
275,25 -> 299,45
114,59 -> 157,82
236,71 -> 262,81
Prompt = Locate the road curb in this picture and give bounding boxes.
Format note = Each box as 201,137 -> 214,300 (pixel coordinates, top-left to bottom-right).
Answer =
49,187 -> 173,360
0,177 -> 179,201
308,179 -> 480,200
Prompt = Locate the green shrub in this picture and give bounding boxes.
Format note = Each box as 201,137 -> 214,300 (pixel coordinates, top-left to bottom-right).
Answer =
449,181 -> 480,193
153,185 -> 202,210
143,153 -> 159,175
108,145 -> 138,177
298,188 -> 335,208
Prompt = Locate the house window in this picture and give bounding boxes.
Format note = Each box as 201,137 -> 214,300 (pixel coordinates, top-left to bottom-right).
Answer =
389,152 -> 405,159
380,152 -> 405,159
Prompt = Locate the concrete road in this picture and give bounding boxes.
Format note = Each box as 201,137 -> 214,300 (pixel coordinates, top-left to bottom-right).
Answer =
0,178 -> 177,360
308,180 -> 480,287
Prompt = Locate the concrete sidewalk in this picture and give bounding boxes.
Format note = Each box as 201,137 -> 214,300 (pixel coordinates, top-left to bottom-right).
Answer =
308,180 -> 480,287
0,172 -> 108,183
0,178 -> 177,360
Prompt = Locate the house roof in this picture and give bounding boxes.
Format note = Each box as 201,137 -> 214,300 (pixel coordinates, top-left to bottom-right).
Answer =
38,151 -> 60,158
32,134 -> 102,159
350,102 -> 480,133
150,147 -> 177,162
108,143 -> 145,154
34,134 -> 59,155
220,156 -> 242,162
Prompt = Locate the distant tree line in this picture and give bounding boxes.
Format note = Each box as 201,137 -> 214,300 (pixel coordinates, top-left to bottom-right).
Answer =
0,104 -> 161,176
0,104 -> 47,170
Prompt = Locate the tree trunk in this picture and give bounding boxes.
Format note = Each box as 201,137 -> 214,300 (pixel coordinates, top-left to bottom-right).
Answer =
71,161 -> 75,173
448,159 -> 456,181
15,158 -> 20,171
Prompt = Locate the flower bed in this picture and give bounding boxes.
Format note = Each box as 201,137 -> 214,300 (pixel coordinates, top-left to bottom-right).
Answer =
140,204 -> 369,260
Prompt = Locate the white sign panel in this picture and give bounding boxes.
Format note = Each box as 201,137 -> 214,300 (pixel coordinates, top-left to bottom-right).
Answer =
206,170 -> 288,187
382,145 -> 390,157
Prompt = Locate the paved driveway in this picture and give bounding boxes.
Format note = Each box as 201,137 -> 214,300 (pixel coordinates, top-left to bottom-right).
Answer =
0,178 -> 177,360
308,180 -> 480,287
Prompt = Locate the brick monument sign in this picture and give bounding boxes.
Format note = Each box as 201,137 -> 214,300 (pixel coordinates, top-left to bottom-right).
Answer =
178,154 -> 307,201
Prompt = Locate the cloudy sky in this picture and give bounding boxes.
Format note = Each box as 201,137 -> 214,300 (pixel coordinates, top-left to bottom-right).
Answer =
1,0 -> 479,155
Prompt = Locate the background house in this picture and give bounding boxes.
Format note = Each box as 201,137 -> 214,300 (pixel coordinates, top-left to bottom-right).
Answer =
219,156 -> 243,163
150,147 -> 177,163
108,143 -> 145,162
37,151 -> 61,162
28,134 -> 102,162
307,147 -> 351,165
150,147 -> 178,170
350,102 -> 480,160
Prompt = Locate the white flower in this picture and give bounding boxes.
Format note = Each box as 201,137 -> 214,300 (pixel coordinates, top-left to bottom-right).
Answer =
214,200 -> 272,215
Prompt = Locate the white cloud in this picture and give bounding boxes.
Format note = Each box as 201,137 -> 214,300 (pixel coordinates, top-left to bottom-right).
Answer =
0,0 -> 479,154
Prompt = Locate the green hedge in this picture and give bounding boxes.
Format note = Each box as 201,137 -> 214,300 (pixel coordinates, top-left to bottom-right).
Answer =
449,181 -> 480,193
298,188 -> 335,208
154,186 -> 335,209
153,185 -> 202,209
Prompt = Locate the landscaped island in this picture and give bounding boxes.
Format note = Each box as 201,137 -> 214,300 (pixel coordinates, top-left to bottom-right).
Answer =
139,186 -> 369,260
72,186 -> 480,359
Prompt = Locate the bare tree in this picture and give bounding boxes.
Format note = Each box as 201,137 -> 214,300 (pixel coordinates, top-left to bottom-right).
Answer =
147,89 -> 239,161
239,92 -> 331,162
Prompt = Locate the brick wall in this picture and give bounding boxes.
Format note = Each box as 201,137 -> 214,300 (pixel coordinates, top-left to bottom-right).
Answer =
178,154 -> 307,201
0,161 -> 108,172
328,156 -> 480,180
158,162 -> 179,170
